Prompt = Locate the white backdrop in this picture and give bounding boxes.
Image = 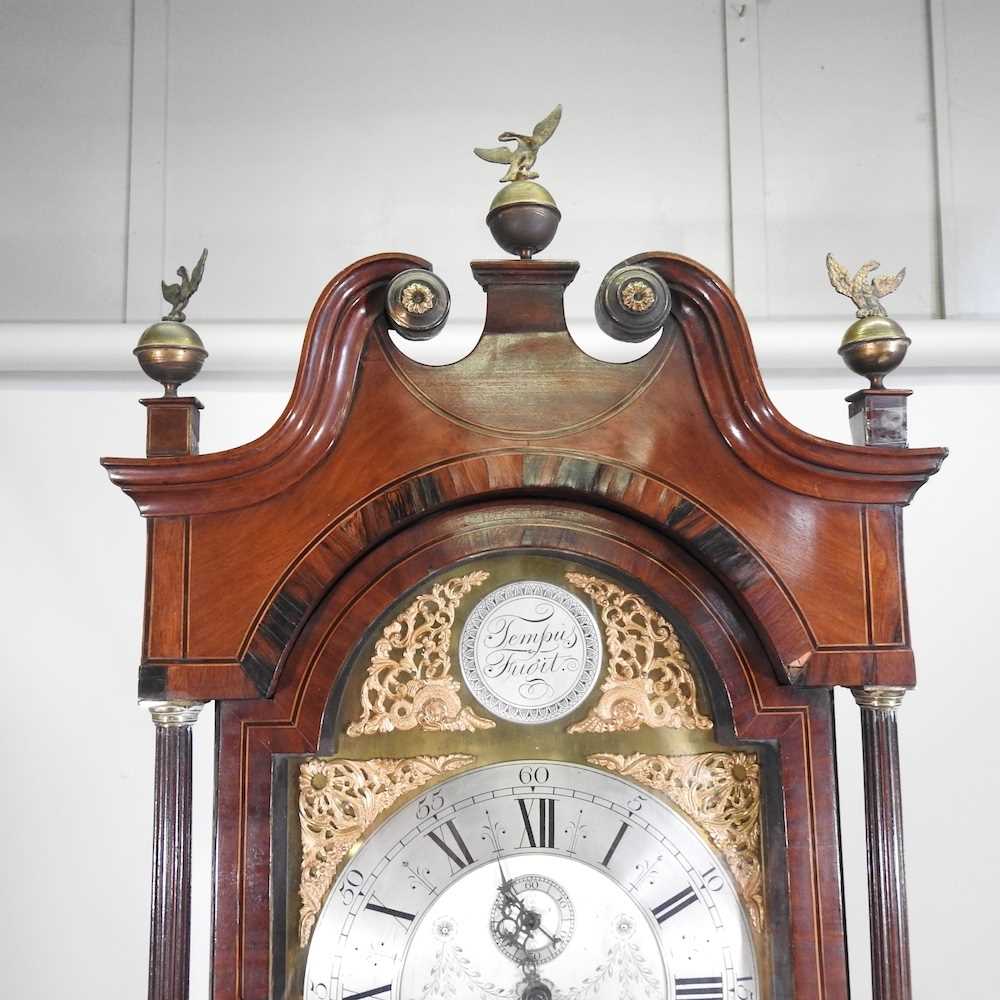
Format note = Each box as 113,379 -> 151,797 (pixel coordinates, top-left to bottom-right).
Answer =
1,2 -> 998,999
1,357 -> 996,1000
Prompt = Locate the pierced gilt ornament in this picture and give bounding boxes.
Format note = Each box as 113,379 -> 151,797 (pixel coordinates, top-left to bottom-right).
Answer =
826,253 -> 911,388
588,752 -> 764,931
475,105 -> 563,259
347,571 -> 495,735
386,268 -> 451,340
133,248 -> 209,396
595,264 -> 672,343
297,754 -> 474,945
565,574 -> 712,733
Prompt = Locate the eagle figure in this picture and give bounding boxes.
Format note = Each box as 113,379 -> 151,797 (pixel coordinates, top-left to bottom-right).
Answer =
474,105 -> 563,183
826,253 -> 905,318
162,248 -> 208,322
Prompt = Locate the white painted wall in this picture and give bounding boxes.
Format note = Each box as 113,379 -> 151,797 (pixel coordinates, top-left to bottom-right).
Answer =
0,0 -> 132,319
2,359 -> 997,1000
2,2 -> 999,999
755,0 -> 940,317
1,0 -> 998,325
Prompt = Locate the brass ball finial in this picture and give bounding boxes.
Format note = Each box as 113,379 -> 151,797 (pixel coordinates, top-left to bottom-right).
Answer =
486,181 -> 561,259
134,249 -> 209,395
837,315 -> 910,389
474,106 -> 563,258
134,321 -> 208,396
826,253 -> 910,388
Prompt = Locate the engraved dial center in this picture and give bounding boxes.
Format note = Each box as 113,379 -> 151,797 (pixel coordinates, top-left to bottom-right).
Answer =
396,852 -> 668,1000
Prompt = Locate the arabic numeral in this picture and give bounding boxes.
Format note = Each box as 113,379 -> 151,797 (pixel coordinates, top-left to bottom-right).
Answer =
339,868 -> 365,905
415,790 -> 445,819
701,866 -> 725,892
518,765 -> 549,785
307,982 -> 330,999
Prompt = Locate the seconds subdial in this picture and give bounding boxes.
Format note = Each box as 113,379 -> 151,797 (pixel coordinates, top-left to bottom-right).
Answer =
490,872 -> 574,965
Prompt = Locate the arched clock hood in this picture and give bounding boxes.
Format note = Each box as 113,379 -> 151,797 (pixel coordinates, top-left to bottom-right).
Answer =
103,248 -> 945,705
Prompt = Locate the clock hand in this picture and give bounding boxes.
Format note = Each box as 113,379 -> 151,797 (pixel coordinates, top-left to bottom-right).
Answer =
492,862 -> 560,1000
523,911 -> 560,947
494,861 -> 561,948
495,861 -> 526,943
497,858 -> 516,898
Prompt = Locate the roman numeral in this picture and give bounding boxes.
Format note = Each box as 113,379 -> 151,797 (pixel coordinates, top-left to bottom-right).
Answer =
652,886 -> 697,923
601,822 -> 628,867
427,819 -> 475,870
673,976 -> 723,999
342,986 -> 391,1000
364,902 -> 415,923
518,798 -> 556,848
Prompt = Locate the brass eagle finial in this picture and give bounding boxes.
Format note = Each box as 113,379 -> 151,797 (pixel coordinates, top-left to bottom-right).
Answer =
161,248 -> 208,322
826,253 -> 906,319
474,105 -> 562,183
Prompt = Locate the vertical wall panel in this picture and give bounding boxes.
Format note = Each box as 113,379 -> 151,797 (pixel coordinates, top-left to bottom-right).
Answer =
159,0 -> 731,323
933,1 -> 1000,316
126,0 -> 171,323
3,1 -> 999,324
724,1 -> 768,317
756,0 -> 939,318
0,0 -> 132,320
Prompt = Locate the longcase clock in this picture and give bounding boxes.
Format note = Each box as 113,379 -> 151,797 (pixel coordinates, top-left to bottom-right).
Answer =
103,109 -> 946,1000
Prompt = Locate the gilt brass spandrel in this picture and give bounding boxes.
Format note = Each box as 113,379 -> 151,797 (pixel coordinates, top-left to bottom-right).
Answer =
297,754 -> 476,947
588,751 -> 765,931
332,554 -> 719,761
564,573 -> 714,734
346,570 -> 495,736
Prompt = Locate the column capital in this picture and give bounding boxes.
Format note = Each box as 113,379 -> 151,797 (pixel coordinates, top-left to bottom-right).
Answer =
852,686 -> 907,710
142,700 -> 205,727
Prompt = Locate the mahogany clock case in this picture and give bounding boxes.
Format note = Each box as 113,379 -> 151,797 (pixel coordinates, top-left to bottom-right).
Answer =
101,250 -> 945,1000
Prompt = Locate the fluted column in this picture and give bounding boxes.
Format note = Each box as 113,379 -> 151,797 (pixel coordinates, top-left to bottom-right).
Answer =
144,701 -> 204,1000
853,686 -> 911,1000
